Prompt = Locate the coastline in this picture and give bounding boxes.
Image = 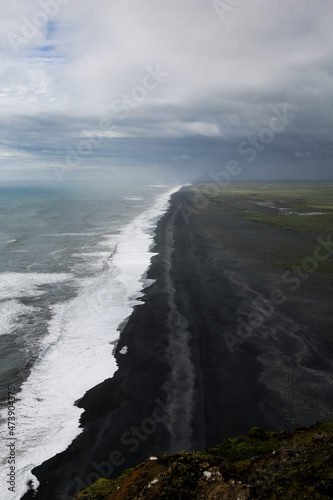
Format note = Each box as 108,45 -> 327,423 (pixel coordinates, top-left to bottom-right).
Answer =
2,186 -> 178,500
22,186 -> 333,500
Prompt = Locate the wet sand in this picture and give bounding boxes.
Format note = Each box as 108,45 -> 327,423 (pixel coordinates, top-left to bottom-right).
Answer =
22,187 -> 333,500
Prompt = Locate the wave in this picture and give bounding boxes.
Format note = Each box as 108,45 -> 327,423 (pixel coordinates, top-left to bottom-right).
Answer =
0,272 -> 72,301
0,186 -> 181,500
0,300 -> 37,336
122,197 -> 144,201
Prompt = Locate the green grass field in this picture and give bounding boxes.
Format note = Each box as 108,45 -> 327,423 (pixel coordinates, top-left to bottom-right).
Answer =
192,182 -> 333,235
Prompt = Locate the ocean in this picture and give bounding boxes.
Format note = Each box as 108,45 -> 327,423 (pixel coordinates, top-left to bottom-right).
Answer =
0,182 -> 179,499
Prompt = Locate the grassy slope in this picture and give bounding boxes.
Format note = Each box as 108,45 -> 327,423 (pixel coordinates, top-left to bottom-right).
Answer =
73,421 -> 333,499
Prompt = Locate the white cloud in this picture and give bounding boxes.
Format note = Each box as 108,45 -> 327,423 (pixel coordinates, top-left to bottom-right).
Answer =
0,0 -> 332,178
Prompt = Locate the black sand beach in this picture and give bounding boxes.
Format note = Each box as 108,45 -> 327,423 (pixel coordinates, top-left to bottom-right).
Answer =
22,186 -> 333,500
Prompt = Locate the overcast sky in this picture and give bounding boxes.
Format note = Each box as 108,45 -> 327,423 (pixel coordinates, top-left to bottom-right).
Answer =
0,0 -> 332,183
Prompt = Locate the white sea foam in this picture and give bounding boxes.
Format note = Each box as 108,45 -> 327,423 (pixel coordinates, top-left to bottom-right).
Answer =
0,272 -> 72,300
0,186 -> 180,500
112,188 -> 180,297
45,232 -> 100,237
0,300 -> 36,336
73,251 -> 112,257
71,249 -> 118,273
123,197 -> 144,201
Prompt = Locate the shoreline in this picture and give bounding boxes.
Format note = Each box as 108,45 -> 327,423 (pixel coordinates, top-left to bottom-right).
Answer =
22,187 -> 333,500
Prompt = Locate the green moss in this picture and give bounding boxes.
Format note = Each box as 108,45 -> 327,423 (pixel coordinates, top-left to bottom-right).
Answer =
165,461 -> 199,499
73,469 -> 133,500
73,478 -> 114,500
201,427 -> 284,464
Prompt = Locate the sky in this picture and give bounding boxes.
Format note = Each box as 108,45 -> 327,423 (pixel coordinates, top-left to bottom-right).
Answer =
0,0 -> 332,184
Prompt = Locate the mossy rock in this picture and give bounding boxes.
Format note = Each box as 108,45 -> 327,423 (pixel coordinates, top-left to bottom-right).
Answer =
73,478 -> 114,500
246,427 -> 268,440
73,469 -> 133,500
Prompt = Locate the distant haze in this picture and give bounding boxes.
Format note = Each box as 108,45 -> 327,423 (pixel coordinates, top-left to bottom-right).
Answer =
0,0 -> 332,184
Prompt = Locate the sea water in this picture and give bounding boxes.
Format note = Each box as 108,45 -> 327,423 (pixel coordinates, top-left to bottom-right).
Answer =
0,182 -> 179,499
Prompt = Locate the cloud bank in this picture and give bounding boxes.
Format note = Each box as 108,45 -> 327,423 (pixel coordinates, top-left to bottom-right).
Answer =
0,0 -> 332,181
